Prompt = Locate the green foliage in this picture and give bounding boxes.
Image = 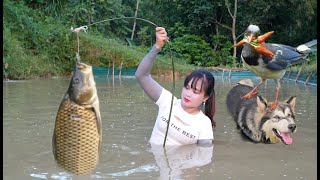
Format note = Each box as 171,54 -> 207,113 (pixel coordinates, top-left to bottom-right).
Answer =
79,34 -> 141,68
209,35 -> 234,66
136,26 -> 153,47
163,34 -> 212,66
4,1 -> 60,78
37,0 -> 133,39
3,0 -> 317,79
162,34 -> 234,67
235,0 -> 317,46
167,22 -> 191,39
3,26 -> 57,79
4,0 -> 47,52
175,0 -> 216,40
139,1 -> 218,41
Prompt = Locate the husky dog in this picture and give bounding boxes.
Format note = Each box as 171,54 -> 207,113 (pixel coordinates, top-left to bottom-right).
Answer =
226,79 -> 297,145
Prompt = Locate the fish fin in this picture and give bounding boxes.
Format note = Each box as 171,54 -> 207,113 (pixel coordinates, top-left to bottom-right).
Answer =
52,132 -> 57,161
63,93 -> 69,100
92,99 -> 102,156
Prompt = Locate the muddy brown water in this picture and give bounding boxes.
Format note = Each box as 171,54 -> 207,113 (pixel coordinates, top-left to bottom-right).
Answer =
3,76 -> 317,179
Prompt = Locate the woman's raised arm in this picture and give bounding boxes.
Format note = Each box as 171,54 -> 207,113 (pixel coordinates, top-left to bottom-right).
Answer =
135,27 -> 169,102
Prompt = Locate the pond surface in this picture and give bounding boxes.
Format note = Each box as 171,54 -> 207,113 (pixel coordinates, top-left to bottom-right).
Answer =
3,75 -> 317,180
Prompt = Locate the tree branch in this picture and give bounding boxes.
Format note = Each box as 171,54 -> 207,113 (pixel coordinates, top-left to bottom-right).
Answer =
225,0 -> 234,19
215,20 -> 232,30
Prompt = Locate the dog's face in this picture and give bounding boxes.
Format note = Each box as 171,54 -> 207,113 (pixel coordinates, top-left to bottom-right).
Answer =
257,96 -> 297,145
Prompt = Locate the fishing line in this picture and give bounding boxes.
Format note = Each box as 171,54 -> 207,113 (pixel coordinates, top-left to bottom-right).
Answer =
71,26 -> 88,63
71,17 -> 175,147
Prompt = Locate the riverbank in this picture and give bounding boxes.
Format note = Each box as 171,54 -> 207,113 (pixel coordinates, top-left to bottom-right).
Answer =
4,67 -> 316,86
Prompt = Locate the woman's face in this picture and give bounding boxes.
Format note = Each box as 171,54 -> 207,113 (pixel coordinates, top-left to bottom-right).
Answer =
181,78 -> 208,109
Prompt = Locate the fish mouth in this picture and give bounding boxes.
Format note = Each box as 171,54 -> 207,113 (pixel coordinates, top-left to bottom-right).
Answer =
76,62 -> 92,73
272,128 -> 293,145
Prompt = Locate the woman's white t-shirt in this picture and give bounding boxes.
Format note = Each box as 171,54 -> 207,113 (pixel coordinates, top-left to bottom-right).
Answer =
149,88 -> 214,145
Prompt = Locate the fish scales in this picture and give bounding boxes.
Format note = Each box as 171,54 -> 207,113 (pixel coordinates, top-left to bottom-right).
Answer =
54,99 -> 99,174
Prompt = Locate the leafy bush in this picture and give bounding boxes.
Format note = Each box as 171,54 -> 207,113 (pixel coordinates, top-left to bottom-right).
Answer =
162,34 -> 234,67
209,34 -> 234,66
162,34 -> 212,66
3,27 -> 56,79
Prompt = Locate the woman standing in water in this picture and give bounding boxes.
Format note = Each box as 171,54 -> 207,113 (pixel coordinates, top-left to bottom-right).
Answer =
135,27 -> 216,146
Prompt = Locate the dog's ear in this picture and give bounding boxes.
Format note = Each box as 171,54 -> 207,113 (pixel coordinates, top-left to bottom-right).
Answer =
257,95 -> 268,112
285,96 -> 296,113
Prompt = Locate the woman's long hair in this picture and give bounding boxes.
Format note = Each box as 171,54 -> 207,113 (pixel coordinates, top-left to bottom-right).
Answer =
184,69 -> 216,128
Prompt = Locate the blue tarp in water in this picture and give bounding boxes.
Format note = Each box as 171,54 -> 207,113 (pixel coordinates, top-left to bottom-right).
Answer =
93,66 -> 137,77
93,66 -> 317,85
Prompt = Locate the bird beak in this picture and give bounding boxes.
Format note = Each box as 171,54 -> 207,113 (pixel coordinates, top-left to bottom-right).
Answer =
247,33 -> 254,43
257,31 -> 274,43
232,39 -> 246,48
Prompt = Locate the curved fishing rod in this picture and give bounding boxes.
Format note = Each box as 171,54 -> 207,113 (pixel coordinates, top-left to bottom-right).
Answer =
72,17 -> 175,147
87,17 -> 157,27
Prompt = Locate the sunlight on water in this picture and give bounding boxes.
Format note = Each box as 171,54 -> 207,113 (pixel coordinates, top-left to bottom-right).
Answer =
108,163 -> 159,177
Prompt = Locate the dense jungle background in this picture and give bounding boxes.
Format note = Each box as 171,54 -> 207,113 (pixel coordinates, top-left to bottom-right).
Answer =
3,0 -> 317,79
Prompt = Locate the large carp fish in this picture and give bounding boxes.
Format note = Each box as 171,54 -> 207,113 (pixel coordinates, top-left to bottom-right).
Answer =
52,62 -> 102,175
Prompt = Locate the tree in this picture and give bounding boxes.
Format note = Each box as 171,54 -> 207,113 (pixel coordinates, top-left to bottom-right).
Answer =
215,0 -> 238,67
131,0 -> 140,40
